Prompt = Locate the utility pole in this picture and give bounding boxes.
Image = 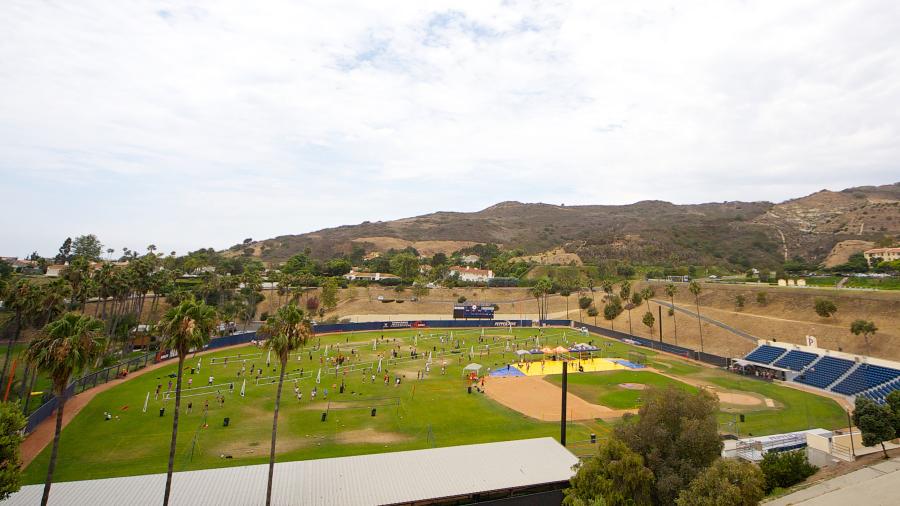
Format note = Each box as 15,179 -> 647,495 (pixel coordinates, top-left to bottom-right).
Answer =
658,305 -> 663,342
560,360 -> 568,446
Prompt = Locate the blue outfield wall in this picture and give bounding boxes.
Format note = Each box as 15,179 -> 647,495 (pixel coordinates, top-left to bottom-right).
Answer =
311,319 -> 533,334
208,331 -> 258,349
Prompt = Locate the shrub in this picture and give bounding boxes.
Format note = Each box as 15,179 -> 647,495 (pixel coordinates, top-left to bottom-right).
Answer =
759,450 -> 817,492
457,296 -> 467,303
813,299 -> 837,318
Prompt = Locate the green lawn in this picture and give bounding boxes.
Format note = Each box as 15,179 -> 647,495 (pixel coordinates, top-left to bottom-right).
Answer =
23,327 -> 592,484
546,370 -> 697,409
22,324 -> 849,483
804,276 -> 842,287
703,375 -> 848,437
845,276 -> 900,290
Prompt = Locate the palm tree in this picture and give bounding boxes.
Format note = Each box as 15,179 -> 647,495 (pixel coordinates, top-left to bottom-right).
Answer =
600,279 -> 614,302
665,283 -> 679,345
258,305 -> 312,505
157,298 -> 219,506
689,281 -> 704,353
2,279 -> 35,381
24,312 -> 106,506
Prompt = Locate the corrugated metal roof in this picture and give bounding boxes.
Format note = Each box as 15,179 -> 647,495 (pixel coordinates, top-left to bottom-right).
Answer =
6,437 -> 578,505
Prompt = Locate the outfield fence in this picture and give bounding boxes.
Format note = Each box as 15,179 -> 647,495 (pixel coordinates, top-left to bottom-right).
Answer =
570,320 -> 729,367
25,350 -> 157,433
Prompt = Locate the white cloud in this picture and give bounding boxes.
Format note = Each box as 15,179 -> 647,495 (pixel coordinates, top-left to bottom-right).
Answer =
1,0 -> 898,255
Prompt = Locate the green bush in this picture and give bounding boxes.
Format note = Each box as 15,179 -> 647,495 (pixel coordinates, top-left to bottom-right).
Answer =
759,450 -> 817,492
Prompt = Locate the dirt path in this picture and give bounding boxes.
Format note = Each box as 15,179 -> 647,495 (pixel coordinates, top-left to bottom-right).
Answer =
484,376 -> 635,421
653,300 -> 759,342
20,343 -> 250,467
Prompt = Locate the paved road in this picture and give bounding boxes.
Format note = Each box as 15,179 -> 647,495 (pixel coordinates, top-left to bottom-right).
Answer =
766,456 -> 900,505
652,300 -> 759,343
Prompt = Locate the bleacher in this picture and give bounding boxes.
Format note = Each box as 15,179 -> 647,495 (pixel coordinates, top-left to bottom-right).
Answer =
858,377 -> 900,405
772,350 -> 819,372
744,345 -> 787,365
832,364 -> 900,396
741,344 -> 900,401
794,356 -> 855,389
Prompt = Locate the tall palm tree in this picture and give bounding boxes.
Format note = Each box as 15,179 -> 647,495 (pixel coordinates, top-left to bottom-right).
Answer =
24,312 -> 106,506
689,281 -> 704,352
1,279 -> 35,381
600,279 -> 614,302
157,298 -> 219,506
258,305 -> 312,505
665,283 -> 679,345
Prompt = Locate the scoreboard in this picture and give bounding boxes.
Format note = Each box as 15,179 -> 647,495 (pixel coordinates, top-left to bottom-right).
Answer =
453,304 -> 495,319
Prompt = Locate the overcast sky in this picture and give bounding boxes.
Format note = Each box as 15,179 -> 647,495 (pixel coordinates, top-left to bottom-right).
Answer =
2,1 -> 899,257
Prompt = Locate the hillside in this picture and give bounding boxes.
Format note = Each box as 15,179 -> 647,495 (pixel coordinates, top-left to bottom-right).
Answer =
235,182 -> 900,269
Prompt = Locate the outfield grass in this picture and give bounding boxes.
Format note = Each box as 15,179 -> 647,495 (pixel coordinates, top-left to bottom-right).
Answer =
22,325 -> 849,483
546,370 -> 697,409
23,327 -> 592,484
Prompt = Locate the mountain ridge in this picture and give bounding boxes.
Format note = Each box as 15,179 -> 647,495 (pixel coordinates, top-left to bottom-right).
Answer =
233,182 -> 900,269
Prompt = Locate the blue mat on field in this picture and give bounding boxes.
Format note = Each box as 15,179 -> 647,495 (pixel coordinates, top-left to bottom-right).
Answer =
611,359 -> 646,369
489,367 -> 526,377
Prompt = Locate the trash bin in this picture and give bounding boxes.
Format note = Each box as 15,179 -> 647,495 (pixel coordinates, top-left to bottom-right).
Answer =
224,417 -> 230,427
190,368 -> 195,375
467,386 -> 472,394
159,408 -> 165,417
590,433 -> 597,444
371,408 -> 376,417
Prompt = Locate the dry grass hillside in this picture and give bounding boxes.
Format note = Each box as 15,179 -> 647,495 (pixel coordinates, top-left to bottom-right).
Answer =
822,240 -> 876,268
76,283 -> 900,364
231,182 -> 899,269
295,283 -> 900,363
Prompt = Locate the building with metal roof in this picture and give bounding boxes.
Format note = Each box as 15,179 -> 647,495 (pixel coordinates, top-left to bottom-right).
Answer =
5,437 -> 579,505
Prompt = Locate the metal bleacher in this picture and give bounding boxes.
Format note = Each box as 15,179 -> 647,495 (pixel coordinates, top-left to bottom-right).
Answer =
831,363 -> 900,396
858,377 -> 900,405
744,345 -> 787,365
793,356 -> 855,389
742,344 -> 900,403
772,350 -> 819,372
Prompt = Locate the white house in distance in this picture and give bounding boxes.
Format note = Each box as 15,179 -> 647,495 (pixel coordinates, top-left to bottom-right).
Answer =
863,247 -> 900,266
449,265 -> 494,283
461,254 -> 480,264
45,264 -> 67,277
343,270 -> 400,282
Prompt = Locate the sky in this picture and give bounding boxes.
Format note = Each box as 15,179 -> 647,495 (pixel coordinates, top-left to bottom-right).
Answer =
1,0 -> 899,257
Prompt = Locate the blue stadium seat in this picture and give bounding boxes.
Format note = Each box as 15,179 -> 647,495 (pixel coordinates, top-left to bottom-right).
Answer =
773,350 -> 819,371
794,356 -> 854,389
744,345 -> 787,365
832,364 -> 900,396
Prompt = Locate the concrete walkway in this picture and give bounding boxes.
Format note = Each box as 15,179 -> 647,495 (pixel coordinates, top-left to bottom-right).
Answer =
652,299 -> 759,343
766,456 -> 900,505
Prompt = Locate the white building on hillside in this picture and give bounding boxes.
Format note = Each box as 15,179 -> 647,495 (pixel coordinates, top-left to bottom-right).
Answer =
449,265 -> 494,282
864,247 -> 900,266
343,270 -> 399,282
461,254 -> 480,264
